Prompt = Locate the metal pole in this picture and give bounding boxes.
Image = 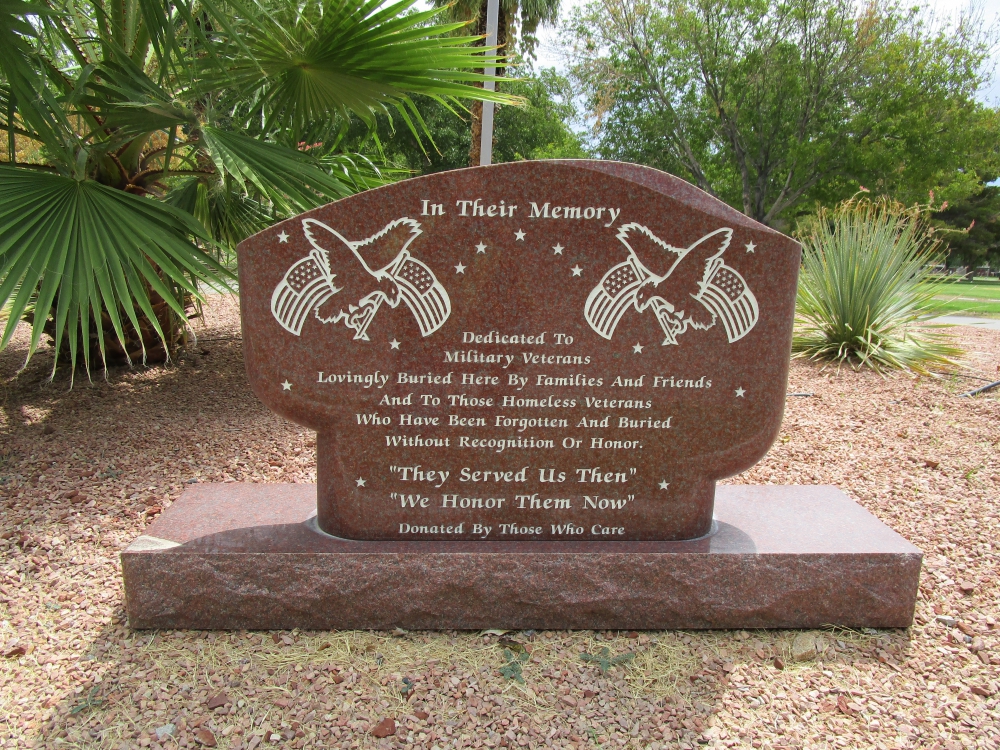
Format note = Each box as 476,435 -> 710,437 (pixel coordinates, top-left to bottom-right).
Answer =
479,0 -> 500,166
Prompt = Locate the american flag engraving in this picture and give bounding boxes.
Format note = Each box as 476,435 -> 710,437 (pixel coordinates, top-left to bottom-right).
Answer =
585,224 -> 758,345
385,253 -> 450,337
270,217 -> 451,339
693,261 -> 758,343
271,252 -> 337,337
585,258 -> 649,339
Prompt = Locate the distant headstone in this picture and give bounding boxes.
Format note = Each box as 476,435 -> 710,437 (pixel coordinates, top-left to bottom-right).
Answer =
236,161 -> 801,541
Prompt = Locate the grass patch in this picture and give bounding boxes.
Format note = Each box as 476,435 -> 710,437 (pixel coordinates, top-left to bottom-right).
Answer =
928,277 -> 1000,317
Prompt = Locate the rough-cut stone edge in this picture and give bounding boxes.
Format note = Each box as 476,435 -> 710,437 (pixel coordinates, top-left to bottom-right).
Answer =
126,535 -> 182,551
122,483 -> 922,630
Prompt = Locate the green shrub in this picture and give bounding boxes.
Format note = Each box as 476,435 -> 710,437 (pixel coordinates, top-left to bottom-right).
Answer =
793,197 -> 961,373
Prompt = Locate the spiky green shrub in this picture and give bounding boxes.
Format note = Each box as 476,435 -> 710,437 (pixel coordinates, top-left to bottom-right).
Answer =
793,197 -> 961,373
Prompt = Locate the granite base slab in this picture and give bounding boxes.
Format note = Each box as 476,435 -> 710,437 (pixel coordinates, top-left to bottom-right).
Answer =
121,483 -> 922,630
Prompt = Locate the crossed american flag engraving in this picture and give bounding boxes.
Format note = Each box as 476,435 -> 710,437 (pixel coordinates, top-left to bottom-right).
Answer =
270,217 -> 451,340
585,224 -> 759,345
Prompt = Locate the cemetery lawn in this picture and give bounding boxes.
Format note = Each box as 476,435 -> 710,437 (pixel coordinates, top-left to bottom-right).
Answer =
929,277 -> 1000,317
1,297 -> 998,750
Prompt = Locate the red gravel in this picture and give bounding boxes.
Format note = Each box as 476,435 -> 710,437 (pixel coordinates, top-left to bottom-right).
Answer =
0,297 -> 997,750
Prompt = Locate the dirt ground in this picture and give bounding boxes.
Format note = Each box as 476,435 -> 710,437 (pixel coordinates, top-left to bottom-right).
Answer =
0,296 -> 997,750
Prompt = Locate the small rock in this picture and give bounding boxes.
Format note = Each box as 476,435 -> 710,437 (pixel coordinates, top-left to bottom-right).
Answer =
413,710 -> 429,721
559,695 -> 577,707
837,695 -> 854,714
42,425 -> 55,435
792,632 -> 818,662
936,615 -> 958,628
970,684 -> 994,697
155,724 -> 176,740
583,689 -> 596,698
923,459 -> 939,469
3,646 -> 25,659
62,490 -> 78,500
773,657 -> 785,670
206,692 -> 229,709
958,581 -> 976,593
194,728 -> 217,747
371,718 -> 396,738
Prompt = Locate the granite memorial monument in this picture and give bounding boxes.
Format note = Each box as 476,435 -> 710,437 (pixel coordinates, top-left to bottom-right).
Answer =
122,161 -> 922,630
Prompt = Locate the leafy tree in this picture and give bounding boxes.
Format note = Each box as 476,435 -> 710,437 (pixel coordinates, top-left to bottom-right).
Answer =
932,180 -> 1000,269
0,0 -> 513,377
493,69 -> 589,162
432,0 -> 562,165
566,0 -> 998,228
363,67 -> 588,172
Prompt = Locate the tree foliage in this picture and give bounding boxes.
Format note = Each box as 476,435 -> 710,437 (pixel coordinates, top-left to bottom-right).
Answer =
365,67 -> 588,173
431,0 -> 562,165
932,180 -> 1000,268
0,0 -> 514,377
566,0 -> 999,228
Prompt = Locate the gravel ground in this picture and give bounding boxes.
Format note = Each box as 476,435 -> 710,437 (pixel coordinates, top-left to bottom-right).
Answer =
0,296 -> 998,750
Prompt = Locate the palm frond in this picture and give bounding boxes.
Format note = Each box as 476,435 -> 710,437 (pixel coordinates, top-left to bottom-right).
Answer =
198,126 -> 360,213
85,57 -> 197,140
0,165 -> 234,378
220,0 -> 519,138
164,175 -> 274,250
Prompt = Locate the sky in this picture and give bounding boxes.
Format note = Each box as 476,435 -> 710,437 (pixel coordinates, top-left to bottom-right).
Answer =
528,0 -> 1000,106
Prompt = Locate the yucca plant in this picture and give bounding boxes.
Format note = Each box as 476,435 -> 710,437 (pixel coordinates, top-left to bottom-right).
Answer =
793,196 -> 962,373
0,0 -> 513,380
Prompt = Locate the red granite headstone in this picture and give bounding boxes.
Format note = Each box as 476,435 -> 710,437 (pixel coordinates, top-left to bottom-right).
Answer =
236,160 -> 801,541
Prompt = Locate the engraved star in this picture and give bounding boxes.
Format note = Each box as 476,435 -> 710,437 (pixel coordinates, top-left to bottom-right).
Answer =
455,263 -> 466,274
278,231 -> 289,243
389,339 -> 401,350
659,480 -> 669,490
515,229 -> 526,241
475,242 -> 487,254
745,241 -> 756,253
633,342 -> 644,354
281,380 -> 292,391
571,265 -> 583,277
553,243 -> 564,255
356,477 -> 366,487
735,387 -> 746,397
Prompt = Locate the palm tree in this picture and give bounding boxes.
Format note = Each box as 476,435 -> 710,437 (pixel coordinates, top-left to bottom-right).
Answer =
432,0 -> 561,166
0,0 -> 512,379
